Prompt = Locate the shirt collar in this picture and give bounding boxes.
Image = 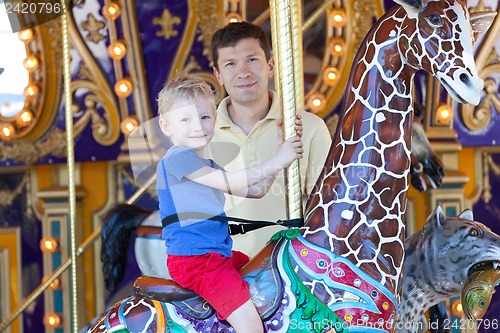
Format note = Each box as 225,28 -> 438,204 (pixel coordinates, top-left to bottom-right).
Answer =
216,91 -> 280,129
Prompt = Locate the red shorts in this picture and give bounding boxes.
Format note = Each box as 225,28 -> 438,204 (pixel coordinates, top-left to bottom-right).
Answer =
167,250 -> 251,320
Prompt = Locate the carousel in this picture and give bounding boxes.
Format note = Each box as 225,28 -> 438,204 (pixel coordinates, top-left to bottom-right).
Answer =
0,0 -> 499,332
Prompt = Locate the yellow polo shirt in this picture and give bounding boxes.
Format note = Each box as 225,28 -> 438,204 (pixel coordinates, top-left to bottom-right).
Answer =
204,91 -> 332,257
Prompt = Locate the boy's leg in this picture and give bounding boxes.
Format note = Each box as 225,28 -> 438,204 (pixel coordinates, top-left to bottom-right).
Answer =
232,250 -> 251,270
226,299 -> 264,333
168,252 -> 263,333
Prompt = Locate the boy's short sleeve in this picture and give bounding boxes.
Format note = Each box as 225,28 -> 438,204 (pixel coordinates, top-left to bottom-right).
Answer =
167,148 -> 208,181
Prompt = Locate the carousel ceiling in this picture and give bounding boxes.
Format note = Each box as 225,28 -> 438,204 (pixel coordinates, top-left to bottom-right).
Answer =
0,0 -> 498,167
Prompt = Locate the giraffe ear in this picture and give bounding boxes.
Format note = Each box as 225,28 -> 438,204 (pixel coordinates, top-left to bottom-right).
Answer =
393,0 -> 424,19
470,11 -> 496,39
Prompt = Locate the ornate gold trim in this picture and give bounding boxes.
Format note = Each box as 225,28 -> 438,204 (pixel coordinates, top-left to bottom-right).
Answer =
459,3 -> 500,131
123,0 -> 154,123
0,129 -> 66,164
69,9 -> 121,146
0,228 -> 23,333
459,62 -> 500,131
481,150 -> 500,203
168,0 -> 197,79
198,0 -> 221,65
304,0 -> 385,118
468,146 -> 500,205
3,19 -> 63,141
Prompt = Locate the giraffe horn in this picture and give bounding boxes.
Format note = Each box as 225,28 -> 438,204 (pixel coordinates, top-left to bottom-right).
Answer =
393,0 -> 424,18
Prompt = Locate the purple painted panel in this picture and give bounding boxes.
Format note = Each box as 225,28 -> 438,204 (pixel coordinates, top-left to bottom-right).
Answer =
136,1 -> 191,117
0,172 -> 44,331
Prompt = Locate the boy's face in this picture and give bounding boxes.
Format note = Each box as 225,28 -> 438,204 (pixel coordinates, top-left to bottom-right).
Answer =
213,38 -> 274,107
159,97 -> 216,150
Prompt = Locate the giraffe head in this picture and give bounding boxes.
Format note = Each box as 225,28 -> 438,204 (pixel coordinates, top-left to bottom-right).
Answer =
394,0 -> 496,105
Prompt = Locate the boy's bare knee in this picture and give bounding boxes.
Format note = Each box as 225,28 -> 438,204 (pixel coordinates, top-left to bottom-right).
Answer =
226,300 -> 263,333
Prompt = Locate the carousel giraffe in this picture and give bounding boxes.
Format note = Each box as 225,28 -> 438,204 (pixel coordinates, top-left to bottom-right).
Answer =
87,1 -> 496,332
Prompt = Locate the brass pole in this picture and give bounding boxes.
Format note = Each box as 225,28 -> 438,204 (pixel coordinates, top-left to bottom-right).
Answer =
269,0 -> 303,220
59,0 -> 80,330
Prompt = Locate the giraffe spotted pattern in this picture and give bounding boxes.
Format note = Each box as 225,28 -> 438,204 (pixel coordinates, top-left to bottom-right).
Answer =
303,0 -> 484,299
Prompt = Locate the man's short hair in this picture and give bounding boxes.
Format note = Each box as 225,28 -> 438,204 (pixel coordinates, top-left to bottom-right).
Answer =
211,21 -> 272,70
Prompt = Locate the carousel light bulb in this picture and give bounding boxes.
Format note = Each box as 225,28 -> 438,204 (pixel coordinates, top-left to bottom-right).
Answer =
43,313 -> 63,328
18,29 -> 33,43
102,2 -> 121,20
329,38 -> 345,57
108,41 -> 127,60
323,67 -> 339,86
16,109 -> 33,126
40,237 -> 59,253
0,123 -> 15,140
451,299 -> 463,317
24,84 -> 39,98
330,9 -> 347,28
307,93 -> 326,113
23,56 -> 39,72
436,104 -> 453,124
226,13 -> 242,24
41,275 -> 61,290
120,117 -> 139,135
114,79 -> 133,98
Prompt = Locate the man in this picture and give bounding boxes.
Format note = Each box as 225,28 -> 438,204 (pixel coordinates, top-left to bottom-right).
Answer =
206,21 -> 332,257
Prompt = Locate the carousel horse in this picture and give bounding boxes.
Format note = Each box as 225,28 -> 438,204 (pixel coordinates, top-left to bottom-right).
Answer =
88,1 -> 496,332
100,109 -> 445,294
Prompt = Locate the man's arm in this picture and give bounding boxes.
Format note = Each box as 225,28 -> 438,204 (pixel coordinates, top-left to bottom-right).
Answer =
302,113 -> 332,197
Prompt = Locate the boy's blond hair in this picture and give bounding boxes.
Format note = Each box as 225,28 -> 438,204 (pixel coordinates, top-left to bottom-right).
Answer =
157,74 -> 215,116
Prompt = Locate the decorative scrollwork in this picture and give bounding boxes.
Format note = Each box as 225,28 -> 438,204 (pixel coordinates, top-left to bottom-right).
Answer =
197,1 -> 219,65
0,129 -> 66,164
71,81 -> 119,146
68,13 -> 121,146
460,62 -> 500,131
352,0 -> 380,51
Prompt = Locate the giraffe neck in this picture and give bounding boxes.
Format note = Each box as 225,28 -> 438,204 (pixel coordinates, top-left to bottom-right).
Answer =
303,7 -> 417,295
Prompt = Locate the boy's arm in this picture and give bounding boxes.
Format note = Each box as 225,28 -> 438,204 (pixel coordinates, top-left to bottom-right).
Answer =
230,175 -> 277,198
187,135 -> 302,194
185,161 -> 282,194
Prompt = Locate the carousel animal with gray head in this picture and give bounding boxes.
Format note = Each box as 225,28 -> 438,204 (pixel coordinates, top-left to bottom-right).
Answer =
399,207 -> 500,333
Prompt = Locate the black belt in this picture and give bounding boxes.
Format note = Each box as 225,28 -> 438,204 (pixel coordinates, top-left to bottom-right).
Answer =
161,212 -> 304,235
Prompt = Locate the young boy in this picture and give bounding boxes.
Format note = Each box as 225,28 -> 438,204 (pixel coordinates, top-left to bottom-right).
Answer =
156,74 -> 303,333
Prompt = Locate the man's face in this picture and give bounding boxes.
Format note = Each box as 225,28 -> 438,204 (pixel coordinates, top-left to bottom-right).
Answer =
213,38 -> 274,107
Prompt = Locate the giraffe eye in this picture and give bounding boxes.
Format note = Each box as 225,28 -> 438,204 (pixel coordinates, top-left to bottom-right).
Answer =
426,14 -> 443,28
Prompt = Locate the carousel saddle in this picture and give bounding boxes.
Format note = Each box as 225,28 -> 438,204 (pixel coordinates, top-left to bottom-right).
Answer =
134,276 -> 215,319
133,244 -> 284,321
